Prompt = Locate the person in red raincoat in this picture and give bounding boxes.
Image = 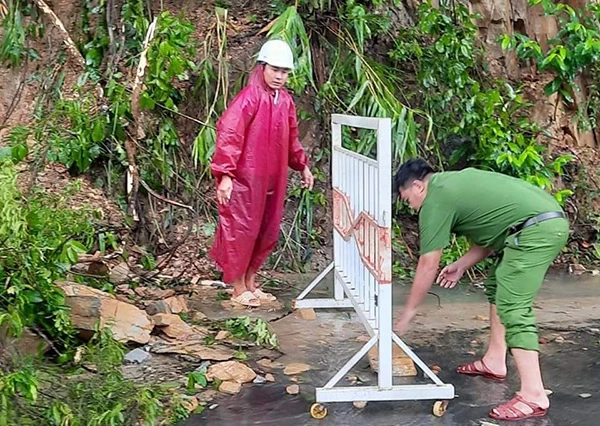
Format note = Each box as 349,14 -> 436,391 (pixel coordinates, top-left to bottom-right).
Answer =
209,40 -> 314,307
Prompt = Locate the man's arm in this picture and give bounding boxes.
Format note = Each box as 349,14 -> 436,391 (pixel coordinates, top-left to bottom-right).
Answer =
394,249 -> 442,333
454,245 -> 493,270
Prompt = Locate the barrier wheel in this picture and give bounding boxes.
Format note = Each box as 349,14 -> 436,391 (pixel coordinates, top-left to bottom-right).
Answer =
432,400 -> 448,417
310,403 -> 328,419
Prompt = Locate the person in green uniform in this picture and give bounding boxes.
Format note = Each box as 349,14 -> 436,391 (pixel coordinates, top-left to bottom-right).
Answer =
393,159 -> 569,421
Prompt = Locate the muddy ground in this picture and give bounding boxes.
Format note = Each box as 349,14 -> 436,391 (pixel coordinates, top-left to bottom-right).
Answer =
180,272 -> 600,426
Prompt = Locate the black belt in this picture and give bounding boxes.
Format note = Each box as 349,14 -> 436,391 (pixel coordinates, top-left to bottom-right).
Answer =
508,211 -> 566,235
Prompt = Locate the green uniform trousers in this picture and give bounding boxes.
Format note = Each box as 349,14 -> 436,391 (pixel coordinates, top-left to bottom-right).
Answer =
484,218 -> 569,351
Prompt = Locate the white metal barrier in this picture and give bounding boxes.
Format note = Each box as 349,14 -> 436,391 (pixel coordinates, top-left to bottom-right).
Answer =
294,114 -> 454,419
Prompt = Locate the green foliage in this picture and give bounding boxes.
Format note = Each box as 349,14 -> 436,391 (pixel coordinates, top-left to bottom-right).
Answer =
0,0 -> 42,67
0,328 -> 185,425
142,11 -> 196,112
0,161 -> 95,347
46,96 -> 107,173
223,316 -> 279,348
186,368 -> 208,393
390,2 -> 572,200
500,0 -> 600,131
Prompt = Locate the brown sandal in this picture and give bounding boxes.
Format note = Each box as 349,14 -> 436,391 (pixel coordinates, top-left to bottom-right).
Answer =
231,291 -> 261,307
489,395 -> 548,421
456,359 -> 506,381
253,288 -> 276,302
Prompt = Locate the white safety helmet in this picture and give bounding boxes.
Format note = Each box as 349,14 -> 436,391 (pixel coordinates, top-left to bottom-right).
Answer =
257,39 -> 295,70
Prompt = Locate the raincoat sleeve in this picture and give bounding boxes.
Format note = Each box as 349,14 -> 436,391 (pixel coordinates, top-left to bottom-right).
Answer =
287,102 -> 309,172
211,87 -> 259,181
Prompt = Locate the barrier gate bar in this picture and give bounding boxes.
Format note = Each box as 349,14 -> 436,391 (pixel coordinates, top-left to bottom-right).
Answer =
294,114 -> 454,412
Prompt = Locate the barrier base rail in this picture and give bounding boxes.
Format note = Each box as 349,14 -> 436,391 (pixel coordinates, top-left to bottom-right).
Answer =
294,263 -> 455,419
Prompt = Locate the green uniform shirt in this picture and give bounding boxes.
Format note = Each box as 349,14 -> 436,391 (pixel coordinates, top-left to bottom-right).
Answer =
419,168 -> 562,254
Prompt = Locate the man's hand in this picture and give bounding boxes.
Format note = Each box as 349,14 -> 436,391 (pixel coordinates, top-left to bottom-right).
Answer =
393,309 -> 416,335
436,262 -> 465,289
217,176 -> 233,205
301,166 -> 314,190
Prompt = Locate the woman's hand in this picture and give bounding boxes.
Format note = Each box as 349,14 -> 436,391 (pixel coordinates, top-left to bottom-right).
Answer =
301,167 -> 314,190
217,176 -> 233,205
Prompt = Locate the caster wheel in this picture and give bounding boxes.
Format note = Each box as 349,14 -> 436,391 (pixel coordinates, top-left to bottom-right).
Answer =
432,400 -> 448,417
310,403 -> 328,419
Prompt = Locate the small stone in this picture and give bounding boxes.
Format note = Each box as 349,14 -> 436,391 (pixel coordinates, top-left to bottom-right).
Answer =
554,336 -> 565,344
182,396 -> 199,413
353,401 -> 367,409
208,361 -> 256,384
295,308 -> 316,321
209,404 -> 219,410
191,311 -> 207,322
283,363 -> 311,375
257,358 -> 284,370
467,350 -> 477,356
286,384 -> 300,395
545,389 -> 553,396
579,393 -> 592,399
253,375 -> 267,384
265,373 -> 275,382
215,331 -> 231,340
589,328 -> 600,334
473,315 -> 489,321
539,337 -> 550,345
219,381 -> 242,394
124,348 -> 152,364
430,364 -> 442,375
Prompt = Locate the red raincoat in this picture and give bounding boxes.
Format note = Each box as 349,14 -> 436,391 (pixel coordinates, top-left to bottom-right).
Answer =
209,66 -> 308,283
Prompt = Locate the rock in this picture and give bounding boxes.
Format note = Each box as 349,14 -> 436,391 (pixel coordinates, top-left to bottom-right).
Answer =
197,390 -> 219,403
134,287 -> 176,300
219,381 -> 242,394
182,396 -> 199,413
554,336 -> 565,344
283,363 -> 312,376
545,389 -> 553,396
539,337 -> 550,345
265,373 -> 275,382
116,284 -> 134,295
191,311 -> 208,322
368,345 -> 417,377
164,296 -> 189,313
295,308 -> 316,321
257,358 -> 284,370
356,335 -> 370,343
0,326 -> 49,359
124,348 -> 152,364
151,313 -> 195,339
253,375 -> 267,384
353,401 -> 367,409
430,364 -> 442,375
286,384 -> 300,395
579,393 -> 592,399
473,315 -> 489,321
109,262 -> 131,285
207,361 -> 257,384
149,338 -> 234,361
209,403 -> 219,410
58,282 -> 153,344
200,280 -> 227,288
215,331 -> 230,341
589,328 -> 600,334
146,296 -> 189,315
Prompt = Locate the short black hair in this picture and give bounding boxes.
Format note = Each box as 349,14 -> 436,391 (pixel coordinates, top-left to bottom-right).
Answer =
393,159 -> 435,193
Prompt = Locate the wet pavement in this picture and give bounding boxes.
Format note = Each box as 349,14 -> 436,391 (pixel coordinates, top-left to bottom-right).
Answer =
183,273 -> 600,426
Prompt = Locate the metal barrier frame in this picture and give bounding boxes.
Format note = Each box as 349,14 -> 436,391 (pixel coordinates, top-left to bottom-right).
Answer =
294,114 -> 454,407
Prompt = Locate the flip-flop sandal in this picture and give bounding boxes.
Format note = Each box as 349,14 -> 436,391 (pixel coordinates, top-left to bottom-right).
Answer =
489,395 -> 548,421
456,359 -> 506,381
231,291 -> 261,307
253,288 -> 276,302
